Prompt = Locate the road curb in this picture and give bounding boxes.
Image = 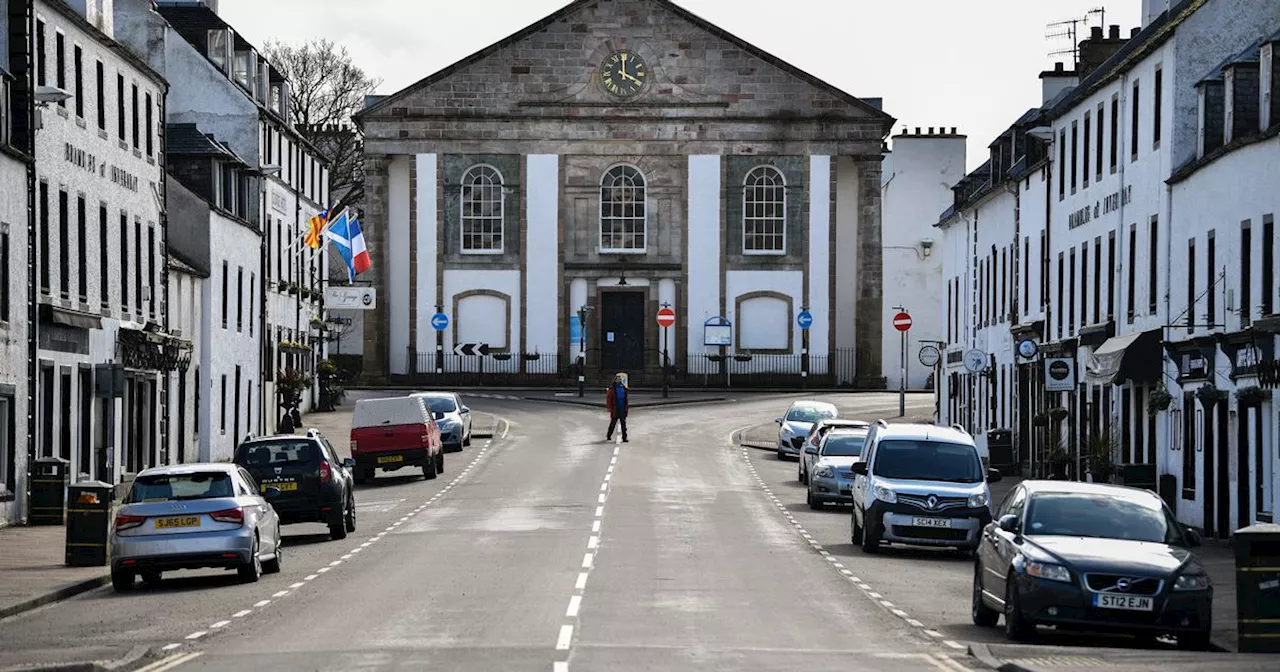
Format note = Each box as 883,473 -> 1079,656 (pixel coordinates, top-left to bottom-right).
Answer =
0,574 -> 111,621
0,645 -> 148,672
348,384 -> 927,395
967,643 -> 1028,672
518,395 -> 730,409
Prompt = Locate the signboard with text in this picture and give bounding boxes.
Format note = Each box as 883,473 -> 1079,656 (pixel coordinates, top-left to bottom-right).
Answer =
325,287 -> 377,310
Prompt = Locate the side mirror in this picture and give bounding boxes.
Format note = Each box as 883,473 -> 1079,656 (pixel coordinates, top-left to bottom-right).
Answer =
433,411 -> 445,420
461,407 -> 470,414
264,487 -> 281,499
774,417 -> 783,425
987,468 -> 1003,483
343,458 -> 356,469
1185,526 -> 1202,547
851,461 -> 869,476
997,514 -> 1020,534
804,445 -> 819,455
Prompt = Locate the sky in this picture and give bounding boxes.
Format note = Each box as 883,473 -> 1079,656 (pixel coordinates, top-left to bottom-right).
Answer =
217,0 -> 1141,172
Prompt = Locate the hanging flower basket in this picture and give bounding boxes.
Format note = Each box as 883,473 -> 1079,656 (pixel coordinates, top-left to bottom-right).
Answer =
299,288 -> 312,300
1236,385 -> 1269,406
1148,386 -> 1174,415
1033,407 -> 1069,426
1196,384 -> 1228,408
279,340 -> 309,354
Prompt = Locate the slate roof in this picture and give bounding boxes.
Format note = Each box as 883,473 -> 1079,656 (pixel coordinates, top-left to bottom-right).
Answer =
166,123 -> 249,167
357,0 -> 894,131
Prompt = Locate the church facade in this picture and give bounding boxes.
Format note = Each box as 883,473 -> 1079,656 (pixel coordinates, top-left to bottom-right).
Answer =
356,0 -> 894,385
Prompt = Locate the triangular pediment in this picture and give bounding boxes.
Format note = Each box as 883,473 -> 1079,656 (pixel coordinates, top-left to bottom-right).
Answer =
358,0 -> 892,128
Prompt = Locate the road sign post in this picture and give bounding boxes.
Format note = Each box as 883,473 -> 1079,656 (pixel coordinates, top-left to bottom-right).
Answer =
892,309 -> 912,417
577,305 -> 592,398
797,310 -> 813,390
657,306 -> 676,398
431,309 -> 448,375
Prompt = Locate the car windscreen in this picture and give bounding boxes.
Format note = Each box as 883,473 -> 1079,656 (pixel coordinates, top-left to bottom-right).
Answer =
821,434 -> 866,457
421,396 -> 457,414
235,440 -> 317,468
128,472 -> 235,502
872,440 -> 983,483
786,406 -> 836,423
1024,492 -> 1183,544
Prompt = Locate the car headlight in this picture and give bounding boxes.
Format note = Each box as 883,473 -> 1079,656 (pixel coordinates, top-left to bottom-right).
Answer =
872,484 -> 897,504
1024,561 -> 1072,583
967,492 -> 989,508
815,466 -> 834,478
779,426 -> 792,437
1174,573 -> 1211,591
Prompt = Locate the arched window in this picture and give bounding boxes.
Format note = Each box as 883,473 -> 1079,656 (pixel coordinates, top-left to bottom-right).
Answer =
600,165 -> 646,252
460,165 -> 504,253
742,165 -> 786,253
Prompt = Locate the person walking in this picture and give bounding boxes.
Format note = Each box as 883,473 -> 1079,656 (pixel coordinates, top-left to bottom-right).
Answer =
605,374 -> 629,442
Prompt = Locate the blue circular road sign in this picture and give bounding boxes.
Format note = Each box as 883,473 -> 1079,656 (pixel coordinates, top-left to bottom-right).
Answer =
431,313 -> 449,331
797,310 -> 813,330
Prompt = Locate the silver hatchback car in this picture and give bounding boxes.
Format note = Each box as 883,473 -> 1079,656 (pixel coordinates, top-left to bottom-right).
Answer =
110,464 -> 283,591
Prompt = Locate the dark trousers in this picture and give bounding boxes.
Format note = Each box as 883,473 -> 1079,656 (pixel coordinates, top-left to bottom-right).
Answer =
607,416 -> 628,440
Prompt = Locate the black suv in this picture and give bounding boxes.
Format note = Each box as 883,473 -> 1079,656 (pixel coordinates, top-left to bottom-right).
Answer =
234,430 -> 357,540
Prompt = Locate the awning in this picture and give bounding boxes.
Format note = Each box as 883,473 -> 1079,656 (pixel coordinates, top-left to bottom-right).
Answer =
40,304 -> 102,330
1085,329 -> 1162,386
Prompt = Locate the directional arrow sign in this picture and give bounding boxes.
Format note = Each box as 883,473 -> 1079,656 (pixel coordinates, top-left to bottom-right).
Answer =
796,310 -> 813,330
453,343 -> 490,356
431,313 -> 449,331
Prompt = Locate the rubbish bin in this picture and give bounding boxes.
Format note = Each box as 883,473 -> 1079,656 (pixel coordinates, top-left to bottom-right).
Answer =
30,457 -> 70,525
1233,522 -> 1280,653
986,429 -> 1013,474
66,481 -> 113,567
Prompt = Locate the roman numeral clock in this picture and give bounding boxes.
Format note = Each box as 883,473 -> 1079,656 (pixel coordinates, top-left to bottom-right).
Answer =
600,50 -> 648,97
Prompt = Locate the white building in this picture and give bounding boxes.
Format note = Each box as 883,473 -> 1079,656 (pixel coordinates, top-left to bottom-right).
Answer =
881,127 -> 965,391
0,17 -> 33,525
32,0 -> 185,486
165,253 -> 201,464
116,0 -> 329,429
165,123 -> 260,460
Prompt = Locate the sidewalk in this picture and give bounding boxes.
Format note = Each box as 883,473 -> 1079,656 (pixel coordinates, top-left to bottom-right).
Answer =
970,642 -> 1272,672
0,525 -> 111,620
517,389 -> 730,408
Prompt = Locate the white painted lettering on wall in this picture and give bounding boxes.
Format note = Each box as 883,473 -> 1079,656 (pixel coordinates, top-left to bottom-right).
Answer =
1069,185 -> 1133,229
64,142 -> 138,192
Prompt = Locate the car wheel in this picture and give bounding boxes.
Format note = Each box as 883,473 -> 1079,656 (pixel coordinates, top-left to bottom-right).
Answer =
971,564 -> 1000,627
345,493 -> 357,533
423,458 -> 438,480
1177,629 -> 1212,651
859,516 -> 880,553
851,510 -> 864,545
111,569 -> 135,592
262,543 -> 283,574
329,501 -> 349,540
355,468 -> 373,485
435,452 -> 445,474
807,488 -> 821,510
777,447 -> 785,460
1004,578 -> 1034,641
464,433 -> 471,447
140,569 -> 162,586
238,536 -> 262,583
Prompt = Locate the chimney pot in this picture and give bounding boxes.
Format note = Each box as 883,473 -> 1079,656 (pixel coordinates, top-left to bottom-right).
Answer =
928,127 -> 935,134
1090,26 -> 1103,40
1109,25 -> 1121,40
1131,27 -> 1141,38
915,127 -> 921,135
1055,62 -> 1064,72
951,127 -> 957,134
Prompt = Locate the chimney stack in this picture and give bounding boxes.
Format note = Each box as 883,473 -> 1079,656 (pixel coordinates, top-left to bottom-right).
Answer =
1109,25 -> 1120,40
1078,22 -> 1132,79
1090,26 -> 1104,41
1039,61 -> 1079,105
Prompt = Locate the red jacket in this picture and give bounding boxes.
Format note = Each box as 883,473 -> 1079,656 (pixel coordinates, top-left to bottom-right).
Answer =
605,385 -> 629,419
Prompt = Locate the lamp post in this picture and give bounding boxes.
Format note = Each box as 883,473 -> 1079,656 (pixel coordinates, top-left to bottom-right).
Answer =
577,304 -> 592,398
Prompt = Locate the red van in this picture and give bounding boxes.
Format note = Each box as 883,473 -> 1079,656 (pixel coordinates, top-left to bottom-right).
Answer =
349,396 -> 443,484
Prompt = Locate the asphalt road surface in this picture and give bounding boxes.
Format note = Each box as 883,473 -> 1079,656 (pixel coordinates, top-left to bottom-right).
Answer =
1,391 -> 988,672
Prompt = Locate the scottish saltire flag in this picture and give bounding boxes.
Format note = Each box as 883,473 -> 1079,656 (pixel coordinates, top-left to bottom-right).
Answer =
324,209 -> 373,281
304,208 -> 331,249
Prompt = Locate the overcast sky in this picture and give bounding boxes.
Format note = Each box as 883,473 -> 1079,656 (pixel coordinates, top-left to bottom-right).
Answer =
217,0 -> 1140,172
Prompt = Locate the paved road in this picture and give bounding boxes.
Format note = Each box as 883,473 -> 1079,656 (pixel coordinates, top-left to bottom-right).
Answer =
0,391 -> 978,672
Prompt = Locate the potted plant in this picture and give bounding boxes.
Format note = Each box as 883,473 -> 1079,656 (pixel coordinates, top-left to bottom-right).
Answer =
1047,442 -> 1071,479
1085,430 -> 1119,483
1237,385 -> 1269,406
1148,385 -> 1174,415
1196,383 -> 1228,408
275,367 -> 314,411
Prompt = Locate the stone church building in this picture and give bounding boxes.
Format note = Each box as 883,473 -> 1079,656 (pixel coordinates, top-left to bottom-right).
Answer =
356,0 -> 894,384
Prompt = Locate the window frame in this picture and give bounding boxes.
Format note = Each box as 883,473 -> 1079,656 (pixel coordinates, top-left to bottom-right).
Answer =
741,165 -> 788,255
598,164 -> 648,254
458,164 -> 506,255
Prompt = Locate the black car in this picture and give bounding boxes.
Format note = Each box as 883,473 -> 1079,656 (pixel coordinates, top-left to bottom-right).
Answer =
234,430 -> 357,541
972,480 -> 1211,649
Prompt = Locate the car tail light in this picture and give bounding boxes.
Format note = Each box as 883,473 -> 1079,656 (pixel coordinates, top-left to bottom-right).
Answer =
209,507 -> 245,525
350,440 -> 358,454
421,434 -> 430,445
319,460 -> 332,485
114,513 -> 146,531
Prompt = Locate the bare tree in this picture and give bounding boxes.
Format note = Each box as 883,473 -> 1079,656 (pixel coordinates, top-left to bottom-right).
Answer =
263,39 -> 381,216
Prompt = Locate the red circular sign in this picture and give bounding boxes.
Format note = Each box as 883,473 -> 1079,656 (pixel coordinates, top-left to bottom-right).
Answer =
656,307 -> 676,328
893,311 -> 912,332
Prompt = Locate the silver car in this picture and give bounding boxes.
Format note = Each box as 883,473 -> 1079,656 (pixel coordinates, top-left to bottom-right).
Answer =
413,391 -> 473,452
110,464 -> 283,591
806,429 -> 868,509
799,419 -> 870,484
775,401 -> 838,460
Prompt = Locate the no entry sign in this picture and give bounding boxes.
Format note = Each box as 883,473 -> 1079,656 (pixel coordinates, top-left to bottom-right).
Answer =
893,312 -> 913,332
656,307 -> 676,328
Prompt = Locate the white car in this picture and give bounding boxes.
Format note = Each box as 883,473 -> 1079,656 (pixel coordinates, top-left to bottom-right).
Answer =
806,428 -> 869,509
412,391 -> 473,452
775,401 -> 838,460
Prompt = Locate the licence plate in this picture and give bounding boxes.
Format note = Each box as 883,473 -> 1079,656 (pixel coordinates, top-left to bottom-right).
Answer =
911,517 -> 952,528
377,455 -> 404,465
261,481 -> 298,493
1094,593 -> 1154,611
156,516 -> 200,529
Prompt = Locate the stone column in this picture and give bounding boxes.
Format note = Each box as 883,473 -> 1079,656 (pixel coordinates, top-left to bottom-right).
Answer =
855,159 -> 885,388
362,155 -> 391,382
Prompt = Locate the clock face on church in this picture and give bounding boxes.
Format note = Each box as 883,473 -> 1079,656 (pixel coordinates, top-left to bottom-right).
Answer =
600,51 -> 647,97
